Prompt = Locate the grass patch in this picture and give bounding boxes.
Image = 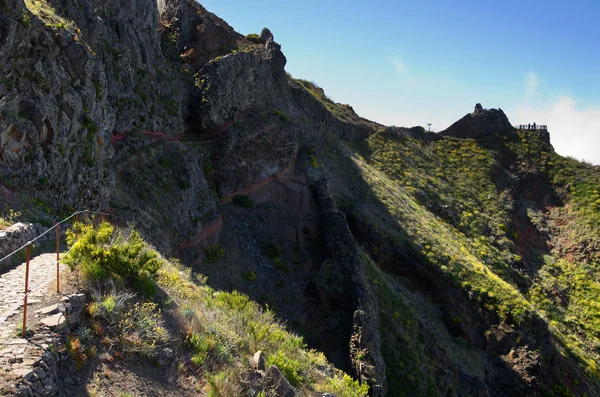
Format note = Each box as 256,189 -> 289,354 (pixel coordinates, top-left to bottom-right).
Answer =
155,258 -> 368,395
23,0 -> 76,31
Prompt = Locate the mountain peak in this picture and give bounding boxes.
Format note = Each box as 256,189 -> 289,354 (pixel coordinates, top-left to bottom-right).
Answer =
440,103 -> 513,139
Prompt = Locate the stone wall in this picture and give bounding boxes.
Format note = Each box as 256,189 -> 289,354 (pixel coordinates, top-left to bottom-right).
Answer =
0,223 -> 66,270
3,294 -> 87,396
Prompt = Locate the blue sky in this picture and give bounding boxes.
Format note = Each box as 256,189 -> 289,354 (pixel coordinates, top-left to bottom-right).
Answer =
201,0 -> 600,164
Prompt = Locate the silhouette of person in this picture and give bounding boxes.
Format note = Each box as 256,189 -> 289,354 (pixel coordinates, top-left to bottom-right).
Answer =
533,122 -> 536,130
528,123 -> 531,130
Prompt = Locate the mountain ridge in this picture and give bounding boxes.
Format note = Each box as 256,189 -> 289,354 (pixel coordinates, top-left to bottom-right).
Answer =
1,0 -> 600,396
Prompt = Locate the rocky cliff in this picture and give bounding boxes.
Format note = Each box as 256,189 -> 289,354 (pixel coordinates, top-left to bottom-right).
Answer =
440,103 -> 513,139
2,1 -> 599,396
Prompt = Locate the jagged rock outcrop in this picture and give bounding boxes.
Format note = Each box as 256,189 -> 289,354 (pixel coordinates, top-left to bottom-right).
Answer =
5,2 -> 575,395
0,0 -> 188,210
157,0 -> 241,66
260,27 -> 273,48
440,104 -> 514,139
315,178 -> 387,396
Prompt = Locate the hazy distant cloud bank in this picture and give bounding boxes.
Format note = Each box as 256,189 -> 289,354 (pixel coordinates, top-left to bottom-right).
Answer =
511,97 -> 600,165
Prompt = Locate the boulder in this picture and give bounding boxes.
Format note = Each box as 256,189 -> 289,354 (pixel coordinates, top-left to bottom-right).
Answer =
253,350 -> 266,371
40,314 -> 66,331
265,366 -> 296,397
260,27 -> 274,46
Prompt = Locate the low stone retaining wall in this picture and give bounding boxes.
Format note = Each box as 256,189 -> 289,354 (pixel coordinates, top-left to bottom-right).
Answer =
3,294 -> 87,397
0,223 -> 68,270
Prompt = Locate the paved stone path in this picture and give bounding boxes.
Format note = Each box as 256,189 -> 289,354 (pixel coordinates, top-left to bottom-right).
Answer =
0,252 -> 66,342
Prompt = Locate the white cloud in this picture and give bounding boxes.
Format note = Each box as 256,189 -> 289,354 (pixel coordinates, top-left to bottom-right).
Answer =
525,72 -> 539,98
510,97 -> 600,165
392,57 -> 407,74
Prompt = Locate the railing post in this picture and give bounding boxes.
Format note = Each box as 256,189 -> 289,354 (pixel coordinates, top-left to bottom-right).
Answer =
75,211 -> 79,240
56,223 -> 60,293
22,243 -> 31,338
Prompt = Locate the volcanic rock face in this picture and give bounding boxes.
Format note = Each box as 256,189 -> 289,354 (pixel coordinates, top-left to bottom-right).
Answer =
0,0 -> 187,210
440,104 -> 513,139
4,1 -> 586,397
315,178 -> 386,395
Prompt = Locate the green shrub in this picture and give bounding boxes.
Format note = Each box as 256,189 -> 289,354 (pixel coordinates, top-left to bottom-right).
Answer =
243,270 -> 257,281
186,331 -> 214,366
20,10 -> 31,28
267,350 -> 303,387
233,195 -> 254,208
204,243 -> 225,263
64,223 -> 162,292
88,288 -> 134,326
206,370 -> 241,396
317,373 -> 369,397
273,257 -> 290,272
245,33 -> 261,43
118,302 -> 168,354
261,242 -> 281,259
133,276 -> 157,297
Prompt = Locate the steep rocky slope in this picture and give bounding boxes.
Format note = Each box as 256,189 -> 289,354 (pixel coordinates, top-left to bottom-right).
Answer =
2,0 -> 600,396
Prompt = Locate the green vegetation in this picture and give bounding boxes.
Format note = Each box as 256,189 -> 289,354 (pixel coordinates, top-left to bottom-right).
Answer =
204,243 -> 225,263
0,208 -> 21,229
62,223 -> 365,394
23,0 -> 76,31
156,254 -> 368,394
88,295 -> 167,354
273,109 -> 289,122
245,33 -> 261,43
360,133 -> 530,322
243,270 -> 257,281
262,241 -> 289,272
20,9 -> 31,28
93,79 -> 102,100
290,76 -> 380,132
309,147 -> 319,168
362,254 -> 438,395
64,223 -> 162,295
348,128 -> 600,384
233,194 -> 255,208
262,242 -> 282,259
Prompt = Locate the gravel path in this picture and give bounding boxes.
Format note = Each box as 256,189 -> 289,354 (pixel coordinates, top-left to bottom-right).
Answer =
0,252 -> 66,342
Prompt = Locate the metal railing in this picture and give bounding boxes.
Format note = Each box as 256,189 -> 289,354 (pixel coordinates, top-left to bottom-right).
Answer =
0,210 -> 118,337
515,124 -> 548,131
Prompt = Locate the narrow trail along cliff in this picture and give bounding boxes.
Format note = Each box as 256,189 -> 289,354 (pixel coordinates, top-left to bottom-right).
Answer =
0,253 -> 66,339
1,0 -> 600,395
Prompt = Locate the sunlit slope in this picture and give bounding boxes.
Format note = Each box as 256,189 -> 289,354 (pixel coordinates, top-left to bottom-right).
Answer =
339,128 -> 600,393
